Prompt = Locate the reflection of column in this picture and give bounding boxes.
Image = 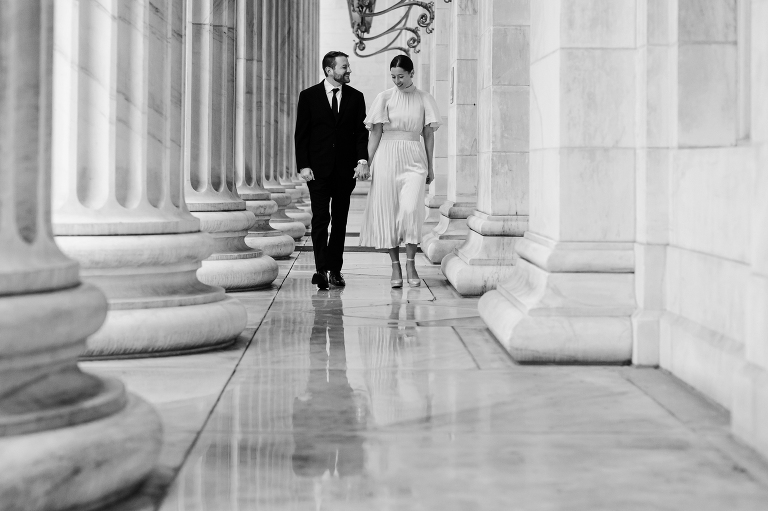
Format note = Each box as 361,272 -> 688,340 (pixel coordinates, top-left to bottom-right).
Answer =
0,3 -> 161,508
442,0 -> 529,295
53,0 -> 247,356
236,0 -> 295,259
422,0 -> 478,263
479,0 -> 637,363
186,0 -> 279,290
262,0 -> 306,241
422,0 -> 451,234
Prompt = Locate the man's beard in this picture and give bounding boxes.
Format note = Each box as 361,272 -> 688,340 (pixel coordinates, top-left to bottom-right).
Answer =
333,71 -> 351,83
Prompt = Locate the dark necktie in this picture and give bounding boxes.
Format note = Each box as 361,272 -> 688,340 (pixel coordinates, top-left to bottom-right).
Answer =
331,88 -> 339,121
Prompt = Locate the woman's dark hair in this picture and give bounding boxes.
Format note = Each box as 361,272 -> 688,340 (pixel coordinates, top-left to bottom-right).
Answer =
390,54 -> 414,73
322,51 -> 348,76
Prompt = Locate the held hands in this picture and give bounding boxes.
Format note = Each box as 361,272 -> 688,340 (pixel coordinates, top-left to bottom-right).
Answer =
299,167 -> 315,182
354,161 -> 370,181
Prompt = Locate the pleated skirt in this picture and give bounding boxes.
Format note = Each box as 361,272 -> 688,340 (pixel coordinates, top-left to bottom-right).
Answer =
359,137 -> 428,249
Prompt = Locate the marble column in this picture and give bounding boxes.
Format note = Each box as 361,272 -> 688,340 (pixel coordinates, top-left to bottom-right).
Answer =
236,0 -> 295,259
278,1 -> 312,231
53,0 -> 247,357
422,0 -> 451,233
262,0 -> 306,241
421,0 -> 477,263
185,0 -> 279,290
442,0 -> 529,296
0,2 -> 161,508
479,0 -> 637,363
733,0 -> 768,459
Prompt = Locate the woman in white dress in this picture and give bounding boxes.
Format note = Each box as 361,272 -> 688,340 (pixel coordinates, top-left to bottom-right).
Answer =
359,55 -> 441,287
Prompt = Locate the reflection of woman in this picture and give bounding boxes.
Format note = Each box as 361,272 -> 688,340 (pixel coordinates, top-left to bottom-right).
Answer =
359,55 -> 441,288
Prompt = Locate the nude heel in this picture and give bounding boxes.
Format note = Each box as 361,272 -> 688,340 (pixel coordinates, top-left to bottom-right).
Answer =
391,261 -> 403,288
406,258 -> 421,287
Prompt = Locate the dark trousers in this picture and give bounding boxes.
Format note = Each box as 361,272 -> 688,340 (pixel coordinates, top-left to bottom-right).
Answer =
307,175 -> 356,273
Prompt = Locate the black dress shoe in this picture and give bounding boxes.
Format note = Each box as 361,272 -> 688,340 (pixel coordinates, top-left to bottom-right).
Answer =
329,271 -> 346,287
312,271 -> 329,290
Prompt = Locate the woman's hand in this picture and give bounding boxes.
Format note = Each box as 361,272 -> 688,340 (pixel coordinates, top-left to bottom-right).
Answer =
426,167 -> 434,185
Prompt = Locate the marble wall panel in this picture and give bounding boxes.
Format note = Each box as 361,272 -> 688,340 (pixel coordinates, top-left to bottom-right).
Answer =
560,0 -> 636,49
558,148 -> 636,242
678,0 -> 736,42
454,59 -> 478,105
746,273 -> 768,368
528,148 -> 560,240
487,0 -> 530,26
635,148 -> 670,245
647,0 -> 674,45
530,0 -> 561,63
666,246 -> 748,343
560,48 -> 636,148
476,152 -> 529,217
489,26 -> 530,87
677,43 -> 737,148
751,0 -> 768,144
491,87 -> 529,153
644,45 -> 673,148
529,51 -> 560,151
668,147 -> 753,263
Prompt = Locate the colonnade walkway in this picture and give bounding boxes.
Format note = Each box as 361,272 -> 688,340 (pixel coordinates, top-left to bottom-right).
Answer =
85,203 -> 768,510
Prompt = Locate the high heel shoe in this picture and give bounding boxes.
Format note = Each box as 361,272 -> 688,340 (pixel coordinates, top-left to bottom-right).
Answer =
406,258 -> 421,287
390,261 -> 403,288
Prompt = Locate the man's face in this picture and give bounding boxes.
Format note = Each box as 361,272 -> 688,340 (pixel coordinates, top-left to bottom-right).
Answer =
327,56 -> 351,84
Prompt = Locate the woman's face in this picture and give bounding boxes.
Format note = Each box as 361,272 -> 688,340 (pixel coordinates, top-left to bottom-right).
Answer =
390,67 -> 414,90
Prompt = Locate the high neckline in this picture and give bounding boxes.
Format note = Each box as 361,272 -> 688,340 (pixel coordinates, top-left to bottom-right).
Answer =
396,83 -> 417,94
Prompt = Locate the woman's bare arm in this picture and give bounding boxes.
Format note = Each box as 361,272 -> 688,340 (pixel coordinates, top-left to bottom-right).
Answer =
367,123 -> 383,169
422,126 -> 435,184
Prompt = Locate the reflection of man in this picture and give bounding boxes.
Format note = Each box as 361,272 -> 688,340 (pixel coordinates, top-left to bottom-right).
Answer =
295,51 -> 369,290
292,290 -> 366,478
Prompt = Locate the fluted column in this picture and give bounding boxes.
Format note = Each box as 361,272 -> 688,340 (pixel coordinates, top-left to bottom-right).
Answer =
0,2 -> 161,508
278,1 -> 312,230
479,0 -> 637,363
422,0 -> 478,263
236,0 -> 295,259
261,0 -> 306,241
422,0 -> 451,236
52,0 -> 247,357
442,0 -> 529,295
185,0 -> 279,289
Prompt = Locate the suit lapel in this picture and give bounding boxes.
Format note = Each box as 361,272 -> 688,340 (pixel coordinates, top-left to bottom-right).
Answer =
316,81 -> 335,123
337,84 -> 351,124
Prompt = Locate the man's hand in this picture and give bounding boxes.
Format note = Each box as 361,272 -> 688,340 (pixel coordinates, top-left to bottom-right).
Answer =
354,161 -> 370,180
299,168 -> 314,182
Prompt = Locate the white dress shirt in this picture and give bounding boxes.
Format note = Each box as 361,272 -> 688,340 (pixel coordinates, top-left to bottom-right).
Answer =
324,78 -> 342,109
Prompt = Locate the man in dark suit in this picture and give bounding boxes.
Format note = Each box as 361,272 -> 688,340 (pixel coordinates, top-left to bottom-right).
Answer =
295,51 -> 369,290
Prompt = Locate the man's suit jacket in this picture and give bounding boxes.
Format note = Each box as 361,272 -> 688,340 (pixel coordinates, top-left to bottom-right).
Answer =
294,81 -> 368,181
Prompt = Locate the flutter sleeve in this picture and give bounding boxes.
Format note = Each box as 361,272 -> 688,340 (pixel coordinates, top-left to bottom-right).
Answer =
422,90 -> 441,131
363,91 -> 390,130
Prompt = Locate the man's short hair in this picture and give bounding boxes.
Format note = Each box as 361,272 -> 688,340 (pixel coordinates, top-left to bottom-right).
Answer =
322,51 -> 349,76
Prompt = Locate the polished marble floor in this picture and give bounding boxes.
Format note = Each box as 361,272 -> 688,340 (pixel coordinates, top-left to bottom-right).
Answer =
87,204 -> 768,511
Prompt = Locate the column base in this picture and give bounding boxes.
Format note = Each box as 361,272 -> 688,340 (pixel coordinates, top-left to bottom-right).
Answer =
441,213 -> 527,296
733,362 -> 768,460
244,199 -> 296,259
269,192 -> 308,240
193,210 -> 280,290
423,194 -> 446,234
56,232 -> 249,358
421,201 -> 474,264
478,233 -> 635,363
0,393 -> 161,511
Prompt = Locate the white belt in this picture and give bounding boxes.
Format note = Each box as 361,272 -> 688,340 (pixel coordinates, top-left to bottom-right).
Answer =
381,130 -> 421,142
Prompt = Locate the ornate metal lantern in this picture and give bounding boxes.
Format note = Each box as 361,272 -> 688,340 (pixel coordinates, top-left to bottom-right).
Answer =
347,0 -> 436,58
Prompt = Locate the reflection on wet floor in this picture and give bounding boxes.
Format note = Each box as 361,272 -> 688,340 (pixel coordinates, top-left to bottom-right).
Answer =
85,229 -> 768,511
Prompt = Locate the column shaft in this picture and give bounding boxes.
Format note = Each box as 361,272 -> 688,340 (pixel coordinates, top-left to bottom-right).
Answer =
261,0 -> 306,240
236,0 -> 295,258
185,0 -> 279,290
53,0 -> 247,357
479,0 -> 637,363
0,1 -> 161,508
421,0 -> 452,246
442,0 -> 530,295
